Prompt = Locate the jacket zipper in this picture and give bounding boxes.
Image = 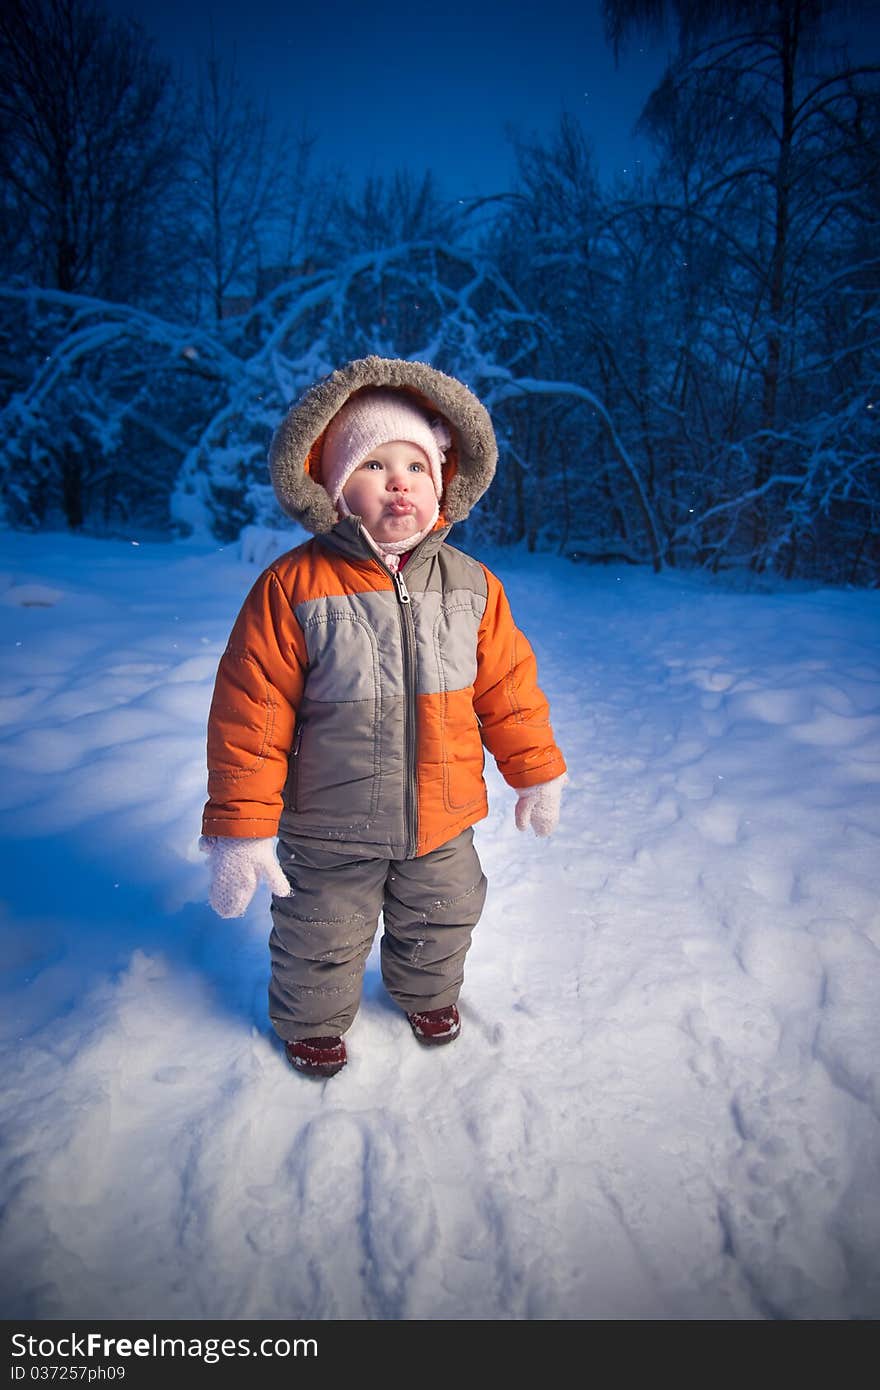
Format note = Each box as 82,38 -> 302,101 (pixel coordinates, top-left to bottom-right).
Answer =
291,721 -> 304,810
392,567 -> 419,857
355,524 -> 423,857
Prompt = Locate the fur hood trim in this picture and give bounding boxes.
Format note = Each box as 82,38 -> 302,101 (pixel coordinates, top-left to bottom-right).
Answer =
268,356 -> 497,534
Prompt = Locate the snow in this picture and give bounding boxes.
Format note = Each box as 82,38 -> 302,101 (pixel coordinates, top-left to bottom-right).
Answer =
1,528 -> 879,1321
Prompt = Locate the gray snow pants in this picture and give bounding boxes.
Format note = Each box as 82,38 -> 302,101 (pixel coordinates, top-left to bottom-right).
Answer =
268,828 -> 487,1041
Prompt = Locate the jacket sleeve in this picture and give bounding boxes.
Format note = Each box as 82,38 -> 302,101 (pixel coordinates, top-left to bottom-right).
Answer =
202,567 -> 307,838
473,565 -> 567,790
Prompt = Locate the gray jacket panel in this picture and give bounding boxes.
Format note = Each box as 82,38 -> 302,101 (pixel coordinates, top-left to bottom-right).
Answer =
278,523 -> 490,857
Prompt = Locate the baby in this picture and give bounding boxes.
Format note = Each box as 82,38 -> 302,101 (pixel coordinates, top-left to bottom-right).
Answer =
201,356 -> 567,1077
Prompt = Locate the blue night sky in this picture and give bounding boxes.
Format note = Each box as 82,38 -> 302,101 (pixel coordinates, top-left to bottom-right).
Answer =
104,0 -> 671,198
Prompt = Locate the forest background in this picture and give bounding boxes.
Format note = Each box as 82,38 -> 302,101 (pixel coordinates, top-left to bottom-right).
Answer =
1,0 -> 878,585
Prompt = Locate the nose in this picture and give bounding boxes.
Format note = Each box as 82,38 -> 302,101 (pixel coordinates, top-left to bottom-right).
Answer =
387,472 -> 409,491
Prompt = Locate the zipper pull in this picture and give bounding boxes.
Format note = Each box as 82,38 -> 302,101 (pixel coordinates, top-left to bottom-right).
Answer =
393,571 -> 411,605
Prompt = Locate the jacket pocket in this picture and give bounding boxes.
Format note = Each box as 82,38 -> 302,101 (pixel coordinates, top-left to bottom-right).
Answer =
440,689 -> 486,813
286,609 -> 384,828
288,698 -> 381,825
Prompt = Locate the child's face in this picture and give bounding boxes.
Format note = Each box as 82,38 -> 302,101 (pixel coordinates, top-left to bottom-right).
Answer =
341,440 -> 437,543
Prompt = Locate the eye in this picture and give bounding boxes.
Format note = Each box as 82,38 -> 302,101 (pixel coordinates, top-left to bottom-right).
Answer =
361,459 -> 383,470
408,461 -> 425,472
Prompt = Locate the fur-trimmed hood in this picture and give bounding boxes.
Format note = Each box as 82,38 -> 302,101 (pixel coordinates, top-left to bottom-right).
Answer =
268,356 -> 497,535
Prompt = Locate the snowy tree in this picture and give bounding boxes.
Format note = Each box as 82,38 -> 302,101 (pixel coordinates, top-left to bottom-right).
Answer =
313,172 -> 466,359
482,118 -> 672,564
602,0 -> 880,577
0,287 -> 229,531
0,0 -> 185,307
186,49 -> 295,324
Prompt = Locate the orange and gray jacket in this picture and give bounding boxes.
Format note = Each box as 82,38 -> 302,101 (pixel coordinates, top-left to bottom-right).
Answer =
202,356 -> 567,858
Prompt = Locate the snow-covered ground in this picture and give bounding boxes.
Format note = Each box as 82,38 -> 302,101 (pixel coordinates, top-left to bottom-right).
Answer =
1,529 -> 878,1321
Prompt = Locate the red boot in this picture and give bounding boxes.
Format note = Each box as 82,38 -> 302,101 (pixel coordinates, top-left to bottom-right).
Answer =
407,1004 -> 461,1045
285,1035 -> 347,1078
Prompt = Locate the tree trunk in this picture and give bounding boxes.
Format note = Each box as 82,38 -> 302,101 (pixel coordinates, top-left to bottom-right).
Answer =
61,442 -> 84,530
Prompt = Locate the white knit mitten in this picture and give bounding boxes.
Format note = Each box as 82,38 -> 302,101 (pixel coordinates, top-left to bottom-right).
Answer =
199,836 -> 292,918
514,773 -> 568,837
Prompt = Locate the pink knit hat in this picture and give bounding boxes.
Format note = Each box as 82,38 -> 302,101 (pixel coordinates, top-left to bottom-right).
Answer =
321,388 -> 452,505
